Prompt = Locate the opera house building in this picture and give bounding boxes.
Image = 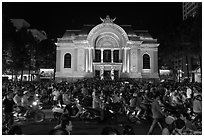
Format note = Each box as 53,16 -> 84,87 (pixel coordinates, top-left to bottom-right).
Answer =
55,16 -> 159,81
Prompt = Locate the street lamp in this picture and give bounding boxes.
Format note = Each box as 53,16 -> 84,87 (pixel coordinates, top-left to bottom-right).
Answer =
186,55 -> 190,81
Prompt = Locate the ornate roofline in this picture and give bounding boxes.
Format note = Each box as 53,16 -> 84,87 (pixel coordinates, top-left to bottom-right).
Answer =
100,15 -> 116,23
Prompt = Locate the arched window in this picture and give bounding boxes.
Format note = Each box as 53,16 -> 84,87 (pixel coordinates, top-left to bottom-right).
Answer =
64,53 -> 71,68
143,54 -> 150,69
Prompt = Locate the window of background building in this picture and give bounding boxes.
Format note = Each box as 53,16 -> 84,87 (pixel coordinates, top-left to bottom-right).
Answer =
64,53 -> 71,68
143,54 -> 150,69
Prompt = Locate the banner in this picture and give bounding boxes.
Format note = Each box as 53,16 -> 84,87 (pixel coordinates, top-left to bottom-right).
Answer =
39,69 -> 54,79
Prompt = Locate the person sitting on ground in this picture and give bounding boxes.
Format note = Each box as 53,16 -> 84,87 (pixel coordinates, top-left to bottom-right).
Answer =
180,113 -> 197,131
54,113 -> 73,135
122,125 -> 135,135
8,125 -> 23,135
172,118 -> 186,135
49,127 -> 69,135
101,126 -> 119,135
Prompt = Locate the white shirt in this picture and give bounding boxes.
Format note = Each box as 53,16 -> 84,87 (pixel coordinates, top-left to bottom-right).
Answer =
186,87 -> 192,99
53,90 -> 60,101
21,95 -> 29,107
13,94 -> 21,106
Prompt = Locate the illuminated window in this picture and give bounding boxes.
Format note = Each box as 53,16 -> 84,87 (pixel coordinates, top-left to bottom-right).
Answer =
95,49 -> 101,62
103,50 -> 111,62
64,53 -> 71,68
113,50 -> 119,62
143,54 -> 150,69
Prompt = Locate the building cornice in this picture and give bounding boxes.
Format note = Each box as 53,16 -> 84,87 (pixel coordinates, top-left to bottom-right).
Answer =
140,43 -> 159,48
127,40 -> 143,45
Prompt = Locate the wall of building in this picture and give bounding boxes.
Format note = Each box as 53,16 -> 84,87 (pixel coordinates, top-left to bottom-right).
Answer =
55,43 -> 88,81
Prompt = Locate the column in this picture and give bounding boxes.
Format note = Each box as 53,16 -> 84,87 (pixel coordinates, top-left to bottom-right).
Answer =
85,48 -> 89,72
150,52 -> 154,73
111,67 -> 114,80
101,49 -> 103,63
123,48 -> 127,72
135,50 -> 138,72
127,49 -> 130,73
100,67 -> 104,80
119,49 -> 121,61
138,49 -> 142,73
93,48 -> 95,61
154,50 -> 158,73
89,48 -> 93,72
111,49 -> 114,63
56,50 -> 61,72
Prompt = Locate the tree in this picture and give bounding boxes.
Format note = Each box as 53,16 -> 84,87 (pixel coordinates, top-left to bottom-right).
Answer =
12,28 -> 31,81
2,15 -> 16,77
35,39 -> 56,69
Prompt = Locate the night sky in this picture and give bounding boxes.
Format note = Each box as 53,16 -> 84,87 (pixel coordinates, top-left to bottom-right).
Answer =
3,2 -> 182,40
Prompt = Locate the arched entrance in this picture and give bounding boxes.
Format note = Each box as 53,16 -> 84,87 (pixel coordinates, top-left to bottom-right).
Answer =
87,16 -> 128,79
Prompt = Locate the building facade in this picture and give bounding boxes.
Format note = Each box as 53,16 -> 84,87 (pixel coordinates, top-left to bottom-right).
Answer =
55,16 -> 159,81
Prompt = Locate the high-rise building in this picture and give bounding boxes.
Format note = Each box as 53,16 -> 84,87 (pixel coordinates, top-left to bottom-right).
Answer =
183,2 -> 200,20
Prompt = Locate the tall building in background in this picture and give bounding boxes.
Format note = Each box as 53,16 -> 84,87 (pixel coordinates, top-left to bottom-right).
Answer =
183,2 -> 200,20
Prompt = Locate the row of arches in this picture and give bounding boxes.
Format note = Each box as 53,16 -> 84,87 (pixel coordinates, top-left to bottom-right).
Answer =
64,53 -> 150,69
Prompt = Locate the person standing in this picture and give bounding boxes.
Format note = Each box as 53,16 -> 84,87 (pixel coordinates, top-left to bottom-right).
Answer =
13,91 -> 22,107
21,90 -> 31,117
52,88 -> 60,106
186,86 -> 192,99
147,93 -> 166,135
3,91 -> 15,127
92,88 -> 100,109
192,94 -> 202,124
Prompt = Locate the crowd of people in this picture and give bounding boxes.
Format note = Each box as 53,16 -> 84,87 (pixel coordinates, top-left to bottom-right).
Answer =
2,77 -> 202,135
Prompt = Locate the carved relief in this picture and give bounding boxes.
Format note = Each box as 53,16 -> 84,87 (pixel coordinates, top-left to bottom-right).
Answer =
96,36 -> 118,48
131,66 -> 137,72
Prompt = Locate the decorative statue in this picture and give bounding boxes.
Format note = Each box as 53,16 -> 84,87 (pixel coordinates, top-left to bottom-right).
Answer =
100,15 -> 116,23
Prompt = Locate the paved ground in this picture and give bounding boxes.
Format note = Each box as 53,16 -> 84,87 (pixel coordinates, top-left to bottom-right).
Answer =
15,107 -> 162,135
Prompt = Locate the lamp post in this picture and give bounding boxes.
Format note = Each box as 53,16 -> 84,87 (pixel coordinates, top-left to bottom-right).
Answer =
186,56 -> 189,81
178,69 -> 180,83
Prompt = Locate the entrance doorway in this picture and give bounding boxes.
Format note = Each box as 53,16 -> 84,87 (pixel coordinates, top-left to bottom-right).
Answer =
104,70 -> 111,80
95,70 -> 100,78
114,70 -> 119,79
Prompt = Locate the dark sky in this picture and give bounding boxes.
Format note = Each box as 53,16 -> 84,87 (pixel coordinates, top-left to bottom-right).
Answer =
3,2 -> 182,39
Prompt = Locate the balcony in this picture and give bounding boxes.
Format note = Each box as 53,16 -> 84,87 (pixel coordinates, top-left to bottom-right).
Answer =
93,59 -> 122,63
